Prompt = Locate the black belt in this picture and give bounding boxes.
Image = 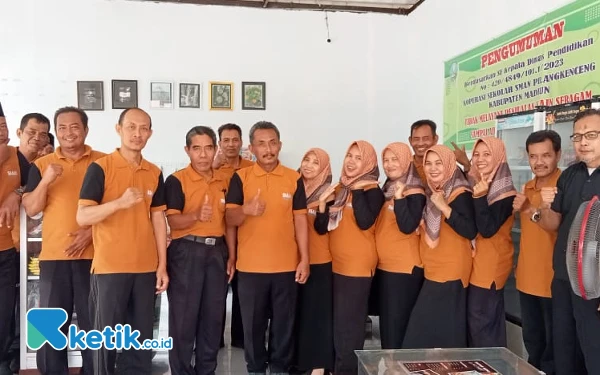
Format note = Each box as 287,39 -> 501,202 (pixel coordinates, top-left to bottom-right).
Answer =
181,235 -> 224,246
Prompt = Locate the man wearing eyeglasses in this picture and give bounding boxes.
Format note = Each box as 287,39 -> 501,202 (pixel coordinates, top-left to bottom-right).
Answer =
537,108 -> 600,375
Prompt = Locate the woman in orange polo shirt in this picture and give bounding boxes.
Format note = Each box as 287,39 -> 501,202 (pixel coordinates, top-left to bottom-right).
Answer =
317,140 -> 384,375
467,136 -> 516,348
374,142 -> 426,349
295,147 -> 334,375
403,145 -> 477,349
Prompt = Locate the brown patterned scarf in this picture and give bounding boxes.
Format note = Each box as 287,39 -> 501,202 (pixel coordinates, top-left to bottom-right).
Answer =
300,148 -> 332,209
422,145 -> 472,249
467,136 -> 517,205
328,140 -> 380,231
381,142 -> 425,200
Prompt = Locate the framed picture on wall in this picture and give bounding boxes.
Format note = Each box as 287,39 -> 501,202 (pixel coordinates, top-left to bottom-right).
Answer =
179,83 -> 201,108
150,82 -> 173,109
242,82 -> 266,110
209,81 -> 233,110
77,81 -> 104,111
112,80 -> 138,109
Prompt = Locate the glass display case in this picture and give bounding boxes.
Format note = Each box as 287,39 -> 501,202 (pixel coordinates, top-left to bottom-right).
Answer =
545,98 -> 600,169
356,348 -> 544,375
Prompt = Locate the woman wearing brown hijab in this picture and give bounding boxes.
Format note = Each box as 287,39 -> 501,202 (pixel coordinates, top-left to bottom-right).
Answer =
295,148 -> 334,375
403,145 -> 477,349
374,142 -> 426,349
467,136 -> 517,348
315,140 -> 384,375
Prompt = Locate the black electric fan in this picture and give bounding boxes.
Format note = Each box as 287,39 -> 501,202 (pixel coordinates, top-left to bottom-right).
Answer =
566,195 -> 600,300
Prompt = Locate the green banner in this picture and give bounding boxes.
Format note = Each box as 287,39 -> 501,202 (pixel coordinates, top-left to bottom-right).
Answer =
443,0 -> 600,150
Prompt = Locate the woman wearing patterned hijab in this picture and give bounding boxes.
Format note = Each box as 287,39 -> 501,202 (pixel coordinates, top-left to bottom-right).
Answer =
295,148 -> 334,375
315,140 -> 384,375
374,142 -> 426,349
403,145 -> 477,349
467,136 -> 517,348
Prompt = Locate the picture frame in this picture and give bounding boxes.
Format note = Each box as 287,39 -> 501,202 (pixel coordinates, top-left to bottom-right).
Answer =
150,82 -> 173,109
111,80 -> 138,109
179,83 -> 201,108
209,81 -> 233,110
77,81 -> 104,111
242,82 -> 266,110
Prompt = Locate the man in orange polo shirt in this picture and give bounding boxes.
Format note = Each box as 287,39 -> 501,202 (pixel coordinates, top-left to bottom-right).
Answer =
165,126 -> 236,374
0,104 -> 37,375
214,123 -> 254,349
77,108 -> 169,375
513,130 -> 561,375
22,106 -> 105,375
226,121 -> 309,375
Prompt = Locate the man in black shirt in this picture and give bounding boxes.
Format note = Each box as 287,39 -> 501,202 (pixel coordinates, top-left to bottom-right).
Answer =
538,108 -> 600,375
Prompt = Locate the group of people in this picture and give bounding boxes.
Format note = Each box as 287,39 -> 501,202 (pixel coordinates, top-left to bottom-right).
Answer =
0,101 -> 599,375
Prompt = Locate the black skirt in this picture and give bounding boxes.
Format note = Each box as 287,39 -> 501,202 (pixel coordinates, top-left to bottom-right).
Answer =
402,279 -> 468,349
295,262 -> 334,371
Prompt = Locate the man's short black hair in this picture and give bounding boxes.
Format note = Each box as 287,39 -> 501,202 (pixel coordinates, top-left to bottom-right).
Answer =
54,106 -> 88,130
525,130 -> 561,153
410,119 -> 437,137
249,121 -> 280,143
186,126 -> 217,147
20,113 -> 51,132
217,123 -> 242,140
573,108 -> 600,125
118,108 -> 153,129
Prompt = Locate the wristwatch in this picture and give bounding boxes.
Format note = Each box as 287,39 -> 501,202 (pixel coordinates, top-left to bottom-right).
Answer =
14,187 -> 24,196
531,209 -> 541,223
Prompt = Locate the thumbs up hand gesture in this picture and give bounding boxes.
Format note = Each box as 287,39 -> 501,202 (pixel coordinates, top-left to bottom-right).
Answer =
198,194 -> 213,222
242,189 -> 266,216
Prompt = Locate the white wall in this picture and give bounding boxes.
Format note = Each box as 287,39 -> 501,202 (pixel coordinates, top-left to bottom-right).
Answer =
0,0 -> 572,177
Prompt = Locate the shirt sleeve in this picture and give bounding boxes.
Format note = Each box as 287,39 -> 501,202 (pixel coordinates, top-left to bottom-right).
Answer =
352,185 -> 385,230
473,195 -> 515,238
551,171 -> 566,214
18,151 -> 31,187
24,164 -> 42,193
79,162 -> 105,206
164,175 -> 185,216
293,178 -> 308,213
394,194 -> 426,234
446,191 -> 478,240
151,172 -> 166,211
314,201 -> 333,235
226,172 -> 244,208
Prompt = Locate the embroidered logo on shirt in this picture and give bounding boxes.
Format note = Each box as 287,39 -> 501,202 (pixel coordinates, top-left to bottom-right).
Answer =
146,190 -> 153,196
282,192 -> 292,199
308,208 -> 316,216
387,204 -> 394,211
220,198 -> 225,204
346,203 -> 353,208
6,170 -> 17,176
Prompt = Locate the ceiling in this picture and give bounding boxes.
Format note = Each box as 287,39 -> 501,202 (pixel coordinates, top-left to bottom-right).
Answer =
138,0 -> 425,15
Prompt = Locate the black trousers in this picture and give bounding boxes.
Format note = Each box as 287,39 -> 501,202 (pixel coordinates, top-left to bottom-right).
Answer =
295,262 -> 334,371
519,291 -> 554,375
238,271 -> 297,374
552,278 -> 600,375
37,260 -> 93,375
220,272 -> 244,348
378,267 -> 424,349
332,273 -> 372,375
403,279 -> 467,349
89,272 -> 156,375
467,283 -> 507,348
0,249 -> 16,364
167,238 -> 228,375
